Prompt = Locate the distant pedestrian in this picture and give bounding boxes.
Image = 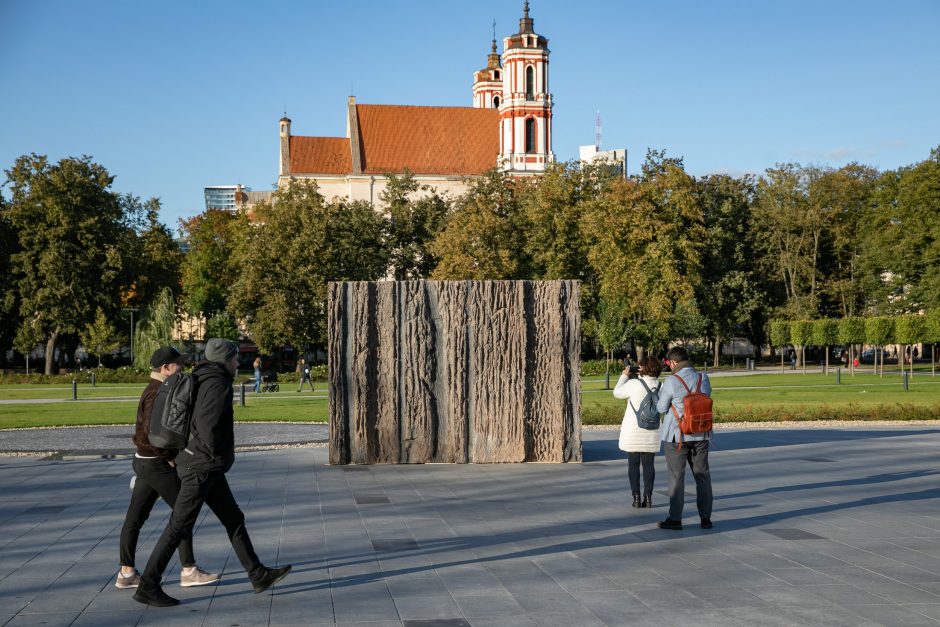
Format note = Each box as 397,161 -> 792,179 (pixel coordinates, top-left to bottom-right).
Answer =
117,346 -> 219,591
613,356 -> 662,508
252,356 -> 262,393
297,357 -> 313,392
656,346 -> 713,531
133,339 -> 291,607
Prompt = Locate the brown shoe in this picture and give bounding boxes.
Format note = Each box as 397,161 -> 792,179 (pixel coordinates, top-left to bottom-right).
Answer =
115,569 -> 140,589
180,566 -> 220,587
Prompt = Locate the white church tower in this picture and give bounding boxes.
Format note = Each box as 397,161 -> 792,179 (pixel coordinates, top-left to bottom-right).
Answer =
498,1 -> 554,173
473,31 -> 503,109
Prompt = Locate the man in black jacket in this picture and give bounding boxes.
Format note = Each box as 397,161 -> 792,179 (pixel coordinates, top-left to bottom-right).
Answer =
134,338 -> 291,607
117,346 -> 219,590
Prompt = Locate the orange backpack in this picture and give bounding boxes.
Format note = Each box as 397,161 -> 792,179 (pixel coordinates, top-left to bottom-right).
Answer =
670,373 -> 713,438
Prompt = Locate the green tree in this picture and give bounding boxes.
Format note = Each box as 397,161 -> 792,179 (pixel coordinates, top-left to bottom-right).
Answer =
838,316 -> 866,375
865,316 -> 895,377
229,181 -> 388,354
133,288 -> 179,370
811,318 -> 839,374
180,208 -> 241,319
789,320 -> 814,372
769,319 -> 791,372
582,150 -> 704,356
894,314 -> 927,377
13,316 -> 44,374
4,154 -> 130,374
694,174 -> 763,365
595,296 -> 630,389
0,194 -> 19,362
382,171 -> 449,279
430,169 -> 529,279
121,196 -> 183,309
79,307 -> 121,367
205,311 -> 240,342
860,147 -> 940,313
926,309 -> 940,376
753,164 -> 827,319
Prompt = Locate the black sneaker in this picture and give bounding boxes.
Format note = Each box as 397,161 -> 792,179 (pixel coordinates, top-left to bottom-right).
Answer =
657,518 -> 682,530
701,518 -> 713,529
133,583 -> 180,607
252,565 -> 292,593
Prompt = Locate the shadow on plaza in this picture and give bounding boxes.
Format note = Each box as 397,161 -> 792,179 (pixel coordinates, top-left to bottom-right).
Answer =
582,428 -> 940,462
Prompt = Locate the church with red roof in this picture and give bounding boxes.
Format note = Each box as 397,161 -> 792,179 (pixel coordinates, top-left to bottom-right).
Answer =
276,2 -> 554,205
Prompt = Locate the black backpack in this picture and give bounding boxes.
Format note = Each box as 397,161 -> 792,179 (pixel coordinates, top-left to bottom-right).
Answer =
629,379 -> 661,430
149,372 -> 197,449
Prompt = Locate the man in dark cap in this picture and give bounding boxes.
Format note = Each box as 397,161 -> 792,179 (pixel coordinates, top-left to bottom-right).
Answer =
134,338 -> 291,607
117,346 -> 219,591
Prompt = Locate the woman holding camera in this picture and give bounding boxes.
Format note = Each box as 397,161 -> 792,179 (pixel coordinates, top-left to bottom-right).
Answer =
613,356 -> 663,508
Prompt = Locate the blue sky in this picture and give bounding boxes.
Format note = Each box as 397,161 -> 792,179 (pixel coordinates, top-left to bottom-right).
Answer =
2,0 -> 938,230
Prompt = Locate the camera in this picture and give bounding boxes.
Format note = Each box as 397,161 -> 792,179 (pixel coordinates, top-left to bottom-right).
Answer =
623,358 -> 639,379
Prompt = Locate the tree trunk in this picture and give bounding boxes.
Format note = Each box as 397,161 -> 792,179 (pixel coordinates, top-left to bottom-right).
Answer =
44,327 -> 60,375
825,346 -> 829,375
801,345 -> 806,374
714,336 -> 721,368
604,350 -> 610,390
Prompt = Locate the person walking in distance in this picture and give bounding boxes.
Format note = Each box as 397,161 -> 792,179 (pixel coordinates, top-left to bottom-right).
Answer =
613,356 -> 662,508
117,347 -> 219,590
252,356 -> 262,393
133,339 -> 291,607
655,346 -> 714,531
297,357 -> 313,392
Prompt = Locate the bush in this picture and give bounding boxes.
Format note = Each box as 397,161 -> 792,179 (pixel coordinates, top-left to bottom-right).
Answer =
0,367 -> 151,384
580,402 -> 940,425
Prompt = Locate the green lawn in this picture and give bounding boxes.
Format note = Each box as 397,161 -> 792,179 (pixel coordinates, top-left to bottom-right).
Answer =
2,371 -> 940,429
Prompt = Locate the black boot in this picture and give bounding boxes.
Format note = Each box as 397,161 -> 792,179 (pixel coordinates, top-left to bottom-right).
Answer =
642,494 -> 652,508
253,564 -> 292,593
631,493 -> 641,508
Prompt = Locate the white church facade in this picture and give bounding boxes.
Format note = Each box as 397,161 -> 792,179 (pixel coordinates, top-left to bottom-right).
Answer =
276,2 -> 554,205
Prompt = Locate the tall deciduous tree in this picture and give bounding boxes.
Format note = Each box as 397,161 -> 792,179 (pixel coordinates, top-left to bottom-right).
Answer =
695,174 -> 763,366
133,288 -> 180,370
180,208 -> 241,320
4,154 -> 129,374
121,196 -> 183,309
382,171 -> 449,280
430,169 -> 529,279
582,150 -> 704,356
229,181 -> 388,354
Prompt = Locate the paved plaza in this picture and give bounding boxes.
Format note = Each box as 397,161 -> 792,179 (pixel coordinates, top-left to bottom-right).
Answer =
1,426 -> 940,626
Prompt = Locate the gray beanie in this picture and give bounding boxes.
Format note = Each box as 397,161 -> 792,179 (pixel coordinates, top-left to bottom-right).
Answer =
205,338 -> 238,363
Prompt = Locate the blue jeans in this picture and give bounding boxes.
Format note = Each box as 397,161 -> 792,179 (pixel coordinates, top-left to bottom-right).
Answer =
254,370 -> 261,392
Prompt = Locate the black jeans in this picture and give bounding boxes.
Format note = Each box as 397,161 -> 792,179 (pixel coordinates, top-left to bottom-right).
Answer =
140,462 -> 264,588
120,457 -> 195,568
626,452 -> 655,495
664,439 -> 713,521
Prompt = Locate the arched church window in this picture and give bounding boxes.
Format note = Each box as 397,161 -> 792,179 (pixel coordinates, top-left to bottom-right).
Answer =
525,66 -> 534,100
493,96 -> 501,108
494,70 -> 501,80
525,118 -> 536,153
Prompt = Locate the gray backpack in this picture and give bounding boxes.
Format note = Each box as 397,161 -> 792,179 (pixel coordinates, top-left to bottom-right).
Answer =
629,379 -> 661,430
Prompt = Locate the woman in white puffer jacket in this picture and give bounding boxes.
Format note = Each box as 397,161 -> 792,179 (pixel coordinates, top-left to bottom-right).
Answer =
613,356 -> 662,508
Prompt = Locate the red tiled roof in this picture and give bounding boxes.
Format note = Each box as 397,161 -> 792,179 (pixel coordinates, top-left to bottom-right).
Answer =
356,105 -> 499,175
290,136 -> 351,175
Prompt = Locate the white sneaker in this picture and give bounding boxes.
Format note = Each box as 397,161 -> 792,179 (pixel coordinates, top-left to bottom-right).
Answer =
115,569 -> 140,589
180,566 -> 220,587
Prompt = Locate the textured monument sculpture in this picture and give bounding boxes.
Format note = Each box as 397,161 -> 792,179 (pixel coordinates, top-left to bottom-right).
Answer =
329,280 -> 581,464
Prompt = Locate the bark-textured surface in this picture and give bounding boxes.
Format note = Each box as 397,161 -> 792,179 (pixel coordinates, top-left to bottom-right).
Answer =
329,280 -> 581,464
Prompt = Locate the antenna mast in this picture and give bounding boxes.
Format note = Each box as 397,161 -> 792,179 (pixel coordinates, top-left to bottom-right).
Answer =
595,110 -> 602,152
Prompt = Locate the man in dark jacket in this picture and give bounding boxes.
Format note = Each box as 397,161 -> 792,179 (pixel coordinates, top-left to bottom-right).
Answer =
117,346 -> 219,590
134,339 -> 291,607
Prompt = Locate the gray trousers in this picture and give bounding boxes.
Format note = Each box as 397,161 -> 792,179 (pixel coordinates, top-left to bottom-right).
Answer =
664,439 -> 713,521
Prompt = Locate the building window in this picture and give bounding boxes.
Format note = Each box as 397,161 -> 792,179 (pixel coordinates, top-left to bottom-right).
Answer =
493,96 -> 500,108
494,70 -> 501,80
525,66 -> 534,100
525,118 -> 536,153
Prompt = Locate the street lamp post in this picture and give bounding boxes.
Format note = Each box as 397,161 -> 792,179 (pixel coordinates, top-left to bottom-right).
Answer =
122,308 -> 139,364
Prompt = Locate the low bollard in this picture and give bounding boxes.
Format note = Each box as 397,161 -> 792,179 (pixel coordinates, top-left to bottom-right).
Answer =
72,380 -> 77,401
836,367 -> 841,385
240,382 -> 246,407
903,371 -> 909,391
91,371 -> 96,387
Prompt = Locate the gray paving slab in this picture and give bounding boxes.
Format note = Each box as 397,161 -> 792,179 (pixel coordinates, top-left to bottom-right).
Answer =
2,425 -> 940,625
